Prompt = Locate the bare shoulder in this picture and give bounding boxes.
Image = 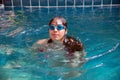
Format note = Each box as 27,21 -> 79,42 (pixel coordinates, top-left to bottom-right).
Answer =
36,39 -> 48,44
32,39 -> 48,48
31,39 -> 48,53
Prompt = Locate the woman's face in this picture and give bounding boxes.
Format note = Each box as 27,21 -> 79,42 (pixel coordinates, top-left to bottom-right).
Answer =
49,19 -> 67,42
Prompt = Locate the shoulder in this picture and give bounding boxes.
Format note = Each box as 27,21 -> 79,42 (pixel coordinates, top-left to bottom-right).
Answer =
31,39 -> 48,53
36,39 -> 48,45
31,39 -> 48,49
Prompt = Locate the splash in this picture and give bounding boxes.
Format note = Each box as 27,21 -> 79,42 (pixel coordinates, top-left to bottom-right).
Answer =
86,43 -> 119,61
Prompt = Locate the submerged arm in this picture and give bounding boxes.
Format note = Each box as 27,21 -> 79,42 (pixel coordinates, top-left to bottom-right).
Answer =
67,51 -> 86,68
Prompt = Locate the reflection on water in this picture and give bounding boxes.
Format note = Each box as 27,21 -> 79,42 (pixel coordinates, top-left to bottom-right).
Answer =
0,11 -> 15,31
0,44 -> 86,80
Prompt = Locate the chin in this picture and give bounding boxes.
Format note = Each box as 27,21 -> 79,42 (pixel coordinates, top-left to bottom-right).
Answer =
53,38 -> 59,41
52,37 -> 60,41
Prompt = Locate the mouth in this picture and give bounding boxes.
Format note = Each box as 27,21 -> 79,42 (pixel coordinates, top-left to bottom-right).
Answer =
52,34 -> 59,37
53,33 -> 58,35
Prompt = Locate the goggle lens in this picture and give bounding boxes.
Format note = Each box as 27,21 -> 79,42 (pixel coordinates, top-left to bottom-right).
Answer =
49,25 -> 65,30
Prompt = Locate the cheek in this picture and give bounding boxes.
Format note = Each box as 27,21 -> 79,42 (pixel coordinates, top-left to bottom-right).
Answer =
49,30 -> 52,34
49,31 -> 52,36
59,30 -> 66,36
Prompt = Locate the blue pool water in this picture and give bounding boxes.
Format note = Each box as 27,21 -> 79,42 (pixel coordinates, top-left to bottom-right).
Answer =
0,6 -> 120,80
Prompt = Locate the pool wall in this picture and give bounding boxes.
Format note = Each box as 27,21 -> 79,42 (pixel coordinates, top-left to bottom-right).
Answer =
1,0 -> 120,8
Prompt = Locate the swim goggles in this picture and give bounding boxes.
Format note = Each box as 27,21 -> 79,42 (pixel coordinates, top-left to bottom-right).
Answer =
49,25 -> 65,30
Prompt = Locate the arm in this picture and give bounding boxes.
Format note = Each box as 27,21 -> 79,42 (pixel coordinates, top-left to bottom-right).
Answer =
64,51 -> 87,79
67,51 -> 86,68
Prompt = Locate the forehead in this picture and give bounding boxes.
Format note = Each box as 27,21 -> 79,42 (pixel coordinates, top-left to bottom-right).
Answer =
51,19 -> 63,25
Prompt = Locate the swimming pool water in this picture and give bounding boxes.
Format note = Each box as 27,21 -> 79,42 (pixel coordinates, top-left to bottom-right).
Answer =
0,6 -> 120,80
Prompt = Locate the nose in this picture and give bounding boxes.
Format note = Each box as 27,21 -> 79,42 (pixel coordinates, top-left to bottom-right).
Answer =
53,28 -> 58,31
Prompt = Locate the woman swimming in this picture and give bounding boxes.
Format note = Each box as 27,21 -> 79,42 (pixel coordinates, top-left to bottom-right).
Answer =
32,16 -> 86,78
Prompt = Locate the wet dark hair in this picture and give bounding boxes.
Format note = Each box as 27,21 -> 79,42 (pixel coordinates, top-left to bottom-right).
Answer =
47,36 -> 84,53
49,16 -> 67,28
63,36 -> 84,53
